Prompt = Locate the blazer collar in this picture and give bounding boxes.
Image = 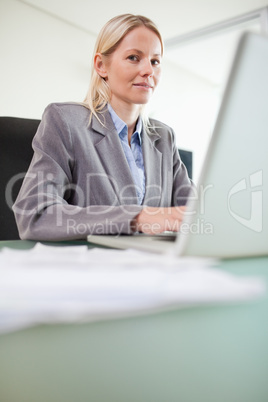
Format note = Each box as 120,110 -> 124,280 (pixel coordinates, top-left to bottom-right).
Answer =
91,108 -> 162,142
91,107 -> 116,137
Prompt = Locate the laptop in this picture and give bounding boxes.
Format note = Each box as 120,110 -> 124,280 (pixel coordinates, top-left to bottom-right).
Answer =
87,32 -> 268,258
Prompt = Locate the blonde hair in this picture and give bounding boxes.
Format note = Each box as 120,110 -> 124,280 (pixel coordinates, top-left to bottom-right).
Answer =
83,14 -> 163,127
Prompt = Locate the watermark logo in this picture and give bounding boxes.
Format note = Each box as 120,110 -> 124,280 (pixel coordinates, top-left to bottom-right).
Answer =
227,170 -> 263,232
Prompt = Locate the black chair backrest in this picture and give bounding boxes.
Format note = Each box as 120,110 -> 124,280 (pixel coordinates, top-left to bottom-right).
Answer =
0,116 -> 193,240
179,149 -> 193,180
0,116 -> 40,240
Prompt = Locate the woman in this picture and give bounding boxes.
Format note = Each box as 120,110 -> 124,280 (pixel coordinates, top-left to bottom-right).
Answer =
13,14 -> 192,241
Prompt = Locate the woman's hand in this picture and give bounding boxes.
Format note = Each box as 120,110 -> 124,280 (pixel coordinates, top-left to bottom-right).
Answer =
131,206 -> 187,234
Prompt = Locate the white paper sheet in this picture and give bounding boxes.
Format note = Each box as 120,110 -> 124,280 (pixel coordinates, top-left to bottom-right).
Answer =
0,243 -> 266,334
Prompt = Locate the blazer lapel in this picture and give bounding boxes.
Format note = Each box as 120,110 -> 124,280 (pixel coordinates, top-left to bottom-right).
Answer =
142,127 -> 162,207
91,110 -> 138,204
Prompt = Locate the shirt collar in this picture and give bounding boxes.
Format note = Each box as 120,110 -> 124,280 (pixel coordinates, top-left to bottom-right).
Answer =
108,104 -> 143,145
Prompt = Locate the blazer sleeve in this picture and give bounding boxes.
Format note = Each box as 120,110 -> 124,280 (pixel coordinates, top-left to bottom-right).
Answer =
13,105 -> 142,241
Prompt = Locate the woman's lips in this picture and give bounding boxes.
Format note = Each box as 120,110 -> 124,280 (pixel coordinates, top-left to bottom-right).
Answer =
133,82 -> 153,89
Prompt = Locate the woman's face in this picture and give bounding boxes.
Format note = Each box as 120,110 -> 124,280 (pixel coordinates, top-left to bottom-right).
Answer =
97,26 -> 162,110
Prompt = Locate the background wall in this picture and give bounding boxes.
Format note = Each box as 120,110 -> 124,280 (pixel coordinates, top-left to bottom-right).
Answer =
0,0 -> 95,118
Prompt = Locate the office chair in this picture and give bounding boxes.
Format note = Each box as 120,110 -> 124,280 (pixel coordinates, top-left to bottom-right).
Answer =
0,116 -> 193,240
0,116 -> 40,240
179,149 -> 193,181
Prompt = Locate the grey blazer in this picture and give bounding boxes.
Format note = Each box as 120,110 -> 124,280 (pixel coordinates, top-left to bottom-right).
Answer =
13,103 -> 192,240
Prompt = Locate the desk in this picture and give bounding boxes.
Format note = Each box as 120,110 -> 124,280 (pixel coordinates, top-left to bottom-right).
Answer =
0,241 -> 267,402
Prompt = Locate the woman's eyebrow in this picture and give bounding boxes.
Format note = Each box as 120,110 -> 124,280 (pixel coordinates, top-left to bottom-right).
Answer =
125,48 -> 161,57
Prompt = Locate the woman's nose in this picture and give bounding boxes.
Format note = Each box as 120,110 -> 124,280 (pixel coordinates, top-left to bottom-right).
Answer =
140,59 -> 153,77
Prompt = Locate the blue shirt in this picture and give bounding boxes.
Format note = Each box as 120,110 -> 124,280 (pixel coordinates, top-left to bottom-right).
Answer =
108,104 -> 145,204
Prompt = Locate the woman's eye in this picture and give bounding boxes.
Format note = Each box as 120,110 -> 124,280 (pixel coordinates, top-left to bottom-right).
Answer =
128,55 -> 139,61
151,59 -> 160,66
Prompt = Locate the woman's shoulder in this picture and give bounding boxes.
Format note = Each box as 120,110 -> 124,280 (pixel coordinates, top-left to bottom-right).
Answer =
43,102 -> 90,118
40,102 -> 92,132
147,117 -> 175,137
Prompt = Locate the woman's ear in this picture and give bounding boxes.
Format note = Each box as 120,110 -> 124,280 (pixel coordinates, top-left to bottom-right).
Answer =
94,53 -> 108,79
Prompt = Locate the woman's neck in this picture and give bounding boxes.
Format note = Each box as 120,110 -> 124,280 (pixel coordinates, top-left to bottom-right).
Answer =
110,100 -> 141,141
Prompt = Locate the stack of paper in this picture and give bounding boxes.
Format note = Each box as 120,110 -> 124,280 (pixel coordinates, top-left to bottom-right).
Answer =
0,243 -> 265,334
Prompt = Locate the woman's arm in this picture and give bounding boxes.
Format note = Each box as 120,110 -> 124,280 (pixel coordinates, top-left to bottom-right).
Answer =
13,104 -> 142,241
